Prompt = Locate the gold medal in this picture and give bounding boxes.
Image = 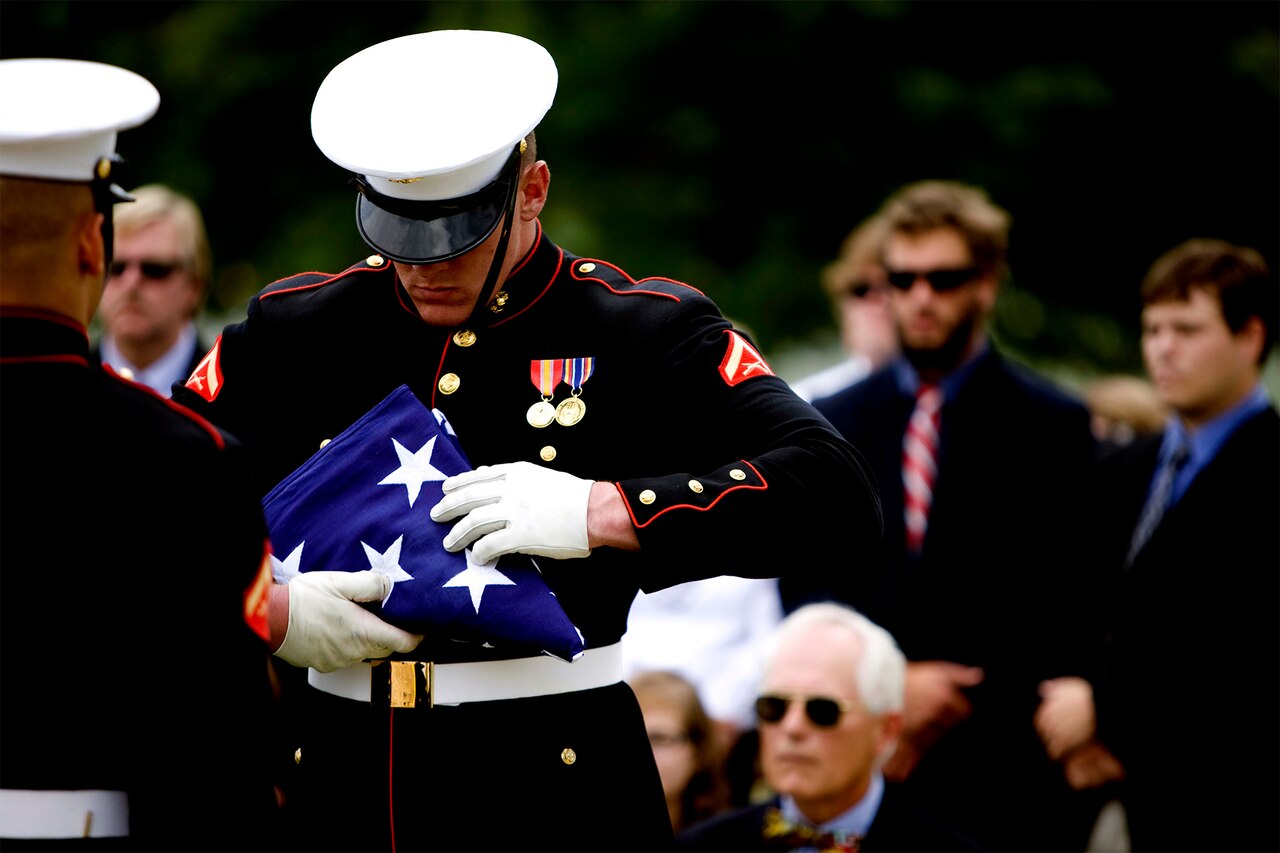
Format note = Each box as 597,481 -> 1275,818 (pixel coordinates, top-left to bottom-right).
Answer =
527,401 -> 556,428
555,395 -> 585,427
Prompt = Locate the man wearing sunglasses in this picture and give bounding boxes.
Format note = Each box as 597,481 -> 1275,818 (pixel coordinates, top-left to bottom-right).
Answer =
790,213 -> 899,403
170,29 -> 879,852
93,183 -> 212,397
782,180 -> 1102,851
677,603 -> 977,851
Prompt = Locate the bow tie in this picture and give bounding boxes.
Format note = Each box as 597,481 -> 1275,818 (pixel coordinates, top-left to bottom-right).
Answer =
762,807 -> 861,853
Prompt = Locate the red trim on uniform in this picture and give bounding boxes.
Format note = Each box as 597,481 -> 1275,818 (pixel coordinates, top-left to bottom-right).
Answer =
507,219 -> 543,278
0,305 -> 90,340
493,226 -> 560,327
0,353 -> 88,367
619,461 -> 769,529
259,265 -> 388,301
103,362 -> 230,448
242,540 -> 273,643
389,712 -> 398,853
571,259 -> 689,301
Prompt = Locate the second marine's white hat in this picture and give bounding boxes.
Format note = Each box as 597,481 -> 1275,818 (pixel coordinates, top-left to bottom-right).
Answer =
0,58 -> 159,193
311,29 -> 558,263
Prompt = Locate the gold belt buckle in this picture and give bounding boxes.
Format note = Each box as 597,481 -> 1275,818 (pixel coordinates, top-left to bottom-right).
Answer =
370,660 -> 433,708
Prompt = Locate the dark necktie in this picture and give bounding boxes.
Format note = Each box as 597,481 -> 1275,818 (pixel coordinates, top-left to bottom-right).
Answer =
762,807 -> 861,853
1126,440 -> 1189,566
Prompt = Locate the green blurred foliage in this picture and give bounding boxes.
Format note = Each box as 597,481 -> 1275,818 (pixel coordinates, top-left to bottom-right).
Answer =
4,0 -> 1276,387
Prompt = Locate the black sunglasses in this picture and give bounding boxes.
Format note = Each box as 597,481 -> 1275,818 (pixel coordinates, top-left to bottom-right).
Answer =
845,281 -> 887,300
884,266 -> 980,293
755,693 -> 854,728
108,259 -> 182,280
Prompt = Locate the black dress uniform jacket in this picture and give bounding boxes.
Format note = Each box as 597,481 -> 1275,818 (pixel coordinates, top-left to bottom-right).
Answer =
170,225 -> 880,852
0,308 -> 280,850
675,790 -> 982,852
788,350 -> 1105,852
1092,408 -> 1280,852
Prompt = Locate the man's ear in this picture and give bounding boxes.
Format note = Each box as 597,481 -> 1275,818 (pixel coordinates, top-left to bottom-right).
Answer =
876,710 -> 905,756
518,161 -> 550,221
1236,315 -> 1266,365
77,211 -> 105,279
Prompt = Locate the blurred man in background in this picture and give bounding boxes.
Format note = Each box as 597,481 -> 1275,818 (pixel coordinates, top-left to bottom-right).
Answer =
791,213 -> 899,402
1036,237 -> 1279,851
783,180 -> 1104,850
94,183 -> 211,396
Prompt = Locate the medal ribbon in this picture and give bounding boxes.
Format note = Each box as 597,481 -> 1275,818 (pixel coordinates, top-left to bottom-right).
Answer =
563,357 -> 595,393
530,359 -> 565,398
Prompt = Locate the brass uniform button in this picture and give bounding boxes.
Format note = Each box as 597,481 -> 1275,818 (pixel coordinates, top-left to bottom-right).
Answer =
560,747 -> 577,765
438,373 -> 460,395
366,254 -> 385,267
540,446 -> 557,462
319,439 -> 331,449
730,469 -> 747,480
578,262 -> 596,273
639,489 -> 656,505
453,329 -> 476,347
294,748 -> 302,765
688,480 -> 704,493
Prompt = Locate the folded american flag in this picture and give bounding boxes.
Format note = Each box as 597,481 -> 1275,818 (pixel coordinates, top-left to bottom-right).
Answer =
262,384 -> 584,662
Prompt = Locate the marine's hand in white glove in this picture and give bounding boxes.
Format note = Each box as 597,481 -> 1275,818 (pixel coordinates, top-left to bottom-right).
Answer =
429,461 -> 593,564
274,570 -> 423,673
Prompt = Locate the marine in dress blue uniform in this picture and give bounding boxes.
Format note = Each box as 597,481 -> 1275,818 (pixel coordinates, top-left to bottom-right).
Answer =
172,30 -> 879,851
0,59 -> 280,849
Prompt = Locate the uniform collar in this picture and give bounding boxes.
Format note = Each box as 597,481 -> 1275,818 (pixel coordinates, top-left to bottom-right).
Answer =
390,220 -> 564,330
0,306 -> 90,360
481,220 -> 562,328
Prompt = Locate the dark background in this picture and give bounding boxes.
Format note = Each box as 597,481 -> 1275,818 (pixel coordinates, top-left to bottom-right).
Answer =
4,0 -> 1277,383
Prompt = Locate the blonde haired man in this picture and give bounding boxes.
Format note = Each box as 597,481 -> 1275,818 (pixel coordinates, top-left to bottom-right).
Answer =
95,183 -> 211,395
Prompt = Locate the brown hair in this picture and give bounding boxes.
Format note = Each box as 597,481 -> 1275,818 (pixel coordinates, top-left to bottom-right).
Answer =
821,213 -> 888,302
1141,238 -> 1276,364
630,670 -> 730,831
878,180 -> 1011,281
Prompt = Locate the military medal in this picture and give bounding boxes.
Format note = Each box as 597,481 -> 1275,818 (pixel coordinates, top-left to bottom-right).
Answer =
555,357 -> 594,427
527,359 -> 564,428
554,395 -> 585,426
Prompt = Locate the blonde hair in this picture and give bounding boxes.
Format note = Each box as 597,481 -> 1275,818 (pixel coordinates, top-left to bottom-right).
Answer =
112,184 -> 212,286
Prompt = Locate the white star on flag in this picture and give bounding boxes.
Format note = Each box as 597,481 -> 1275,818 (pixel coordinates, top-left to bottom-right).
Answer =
378,435 -> 448,507
270,541 -> 305,584
443,549 -> 516,613
360,535 -> 415,603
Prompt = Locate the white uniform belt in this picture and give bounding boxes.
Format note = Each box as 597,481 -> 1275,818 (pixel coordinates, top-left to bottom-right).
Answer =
308,641 -> 623,707
0,789 -> 128,839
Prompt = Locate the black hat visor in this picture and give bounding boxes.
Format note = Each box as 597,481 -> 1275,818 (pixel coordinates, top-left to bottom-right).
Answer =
353,163 -> 515,265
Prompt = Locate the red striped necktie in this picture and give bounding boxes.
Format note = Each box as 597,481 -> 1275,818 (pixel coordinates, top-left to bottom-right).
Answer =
902,383 -> 943,553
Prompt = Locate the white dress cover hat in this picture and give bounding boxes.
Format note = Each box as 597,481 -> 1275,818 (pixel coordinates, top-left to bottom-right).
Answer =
311,30 -> 557,263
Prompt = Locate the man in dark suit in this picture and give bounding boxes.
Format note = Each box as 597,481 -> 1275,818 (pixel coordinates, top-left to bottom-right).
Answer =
92,183 -> 211,397
1035,238 -> 1279,851
677,602 -> 977,852
782,180 -> 1104,850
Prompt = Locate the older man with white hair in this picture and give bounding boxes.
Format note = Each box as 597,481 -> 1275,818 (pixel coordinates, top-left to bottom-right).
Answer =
678,602 -> 978,851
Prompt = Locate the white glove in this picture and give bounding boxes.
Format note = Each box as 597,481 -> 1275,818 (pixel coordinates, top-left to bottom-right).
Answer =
429,461 -> 593,564
275,571 -> 423,673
